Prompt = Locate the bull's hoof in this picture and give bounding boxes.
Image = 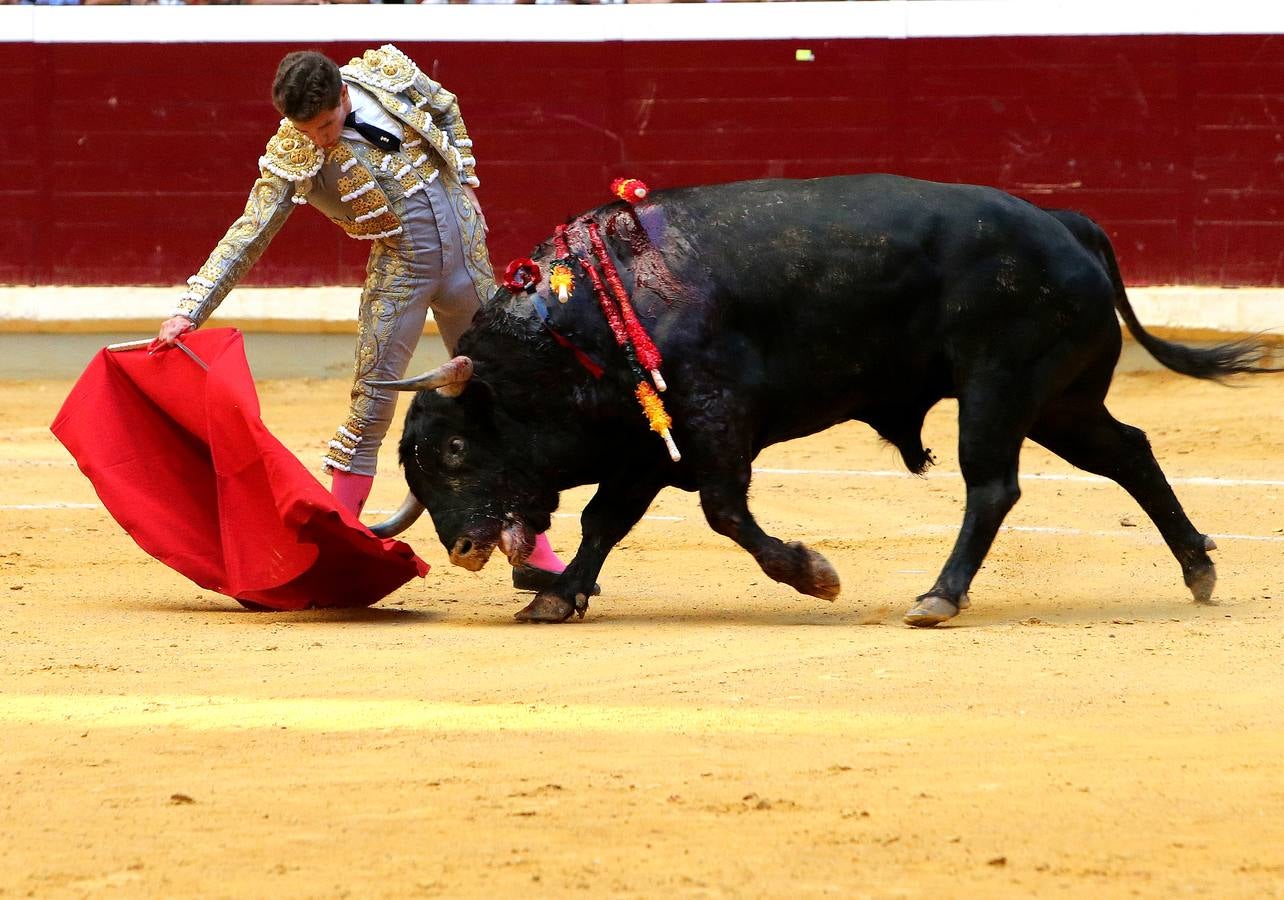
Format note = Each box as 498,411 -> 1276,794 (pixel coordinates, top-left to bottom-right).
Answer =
511,565 -> 600,597
777,542 -> 840,600
514,592 -> 579,623
1186,562 -> 1217,605
903,592 -> 969,628
805,548 -> 841,601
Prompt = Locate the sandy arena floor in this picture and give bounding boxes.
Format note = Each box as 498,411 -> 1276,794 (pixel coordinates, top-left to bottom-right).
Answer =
1,365 -> 1282,898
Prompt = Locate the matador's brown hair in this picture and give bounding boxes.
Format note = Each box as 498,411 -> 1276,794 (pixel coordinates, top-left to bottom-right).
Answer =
272,51 -> 343,122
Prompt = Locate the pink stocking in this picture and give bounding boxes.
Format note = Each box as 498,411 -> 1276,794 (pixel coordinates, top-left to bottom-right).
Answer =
525,531 -> 566,573
331,471 -> 374,516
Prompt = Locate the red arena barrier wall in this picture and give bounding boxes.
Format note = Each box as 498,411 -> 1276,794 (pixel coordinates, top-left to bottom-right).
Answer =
2,6 -> 1282,288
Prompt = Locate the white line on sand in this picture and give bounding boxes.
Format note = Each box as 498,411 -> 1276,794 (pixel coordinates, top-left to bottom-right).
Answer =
754,467 -> 1284,488
907,524 -> 1284,543
8,464 -> 1282,520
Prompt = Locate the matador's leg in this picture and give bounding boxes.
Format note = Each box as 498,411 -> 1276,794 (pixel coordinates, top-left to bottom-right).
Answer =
432,176 -> 494,354
323,224 -> 432,479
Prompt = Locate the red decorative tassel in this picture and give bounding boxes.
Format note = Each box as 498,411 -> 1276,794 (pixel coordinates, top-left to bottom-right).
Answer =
588,222 -> 666,390
580,257 -> 630,349
611,177 -> 649,204
546,212 -> 679,462
502,257 -> 541,293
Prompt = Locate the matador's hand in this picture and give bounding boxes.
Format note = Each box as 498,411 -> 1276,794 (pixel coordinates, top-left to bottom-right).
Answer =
153,315 -> 195,351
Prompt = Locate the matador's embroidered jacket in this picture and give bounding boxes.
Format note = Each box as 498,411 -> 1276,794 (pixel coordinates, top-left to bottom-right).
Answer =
174,44 -> 479,324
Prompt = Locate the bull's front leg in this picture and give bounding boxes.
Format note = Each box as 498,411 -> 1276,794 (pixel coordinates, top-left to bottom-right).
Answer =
515,474 -> 664,623
699,476 -> 841,601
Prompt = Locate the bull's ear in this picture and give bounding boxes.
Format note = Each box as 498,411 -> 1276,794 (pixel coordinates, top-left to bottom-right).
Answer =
456,377 -> 497,415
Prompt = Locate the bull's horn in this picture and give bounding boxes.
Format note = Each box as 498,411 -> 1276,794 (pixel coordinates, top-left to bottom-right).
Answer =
368,356 -> 473,397
367,492 -> 426,538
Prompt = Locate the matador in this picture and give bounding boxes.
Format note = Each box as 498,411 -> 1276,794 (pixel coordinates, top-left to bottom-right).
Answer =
155,44 -> 569,585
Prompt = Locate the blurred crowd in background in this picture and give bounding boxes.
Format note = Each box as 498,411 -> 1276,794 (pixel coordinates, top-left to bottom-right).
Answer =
6,0 -> 782,5
14,0 -> 639,5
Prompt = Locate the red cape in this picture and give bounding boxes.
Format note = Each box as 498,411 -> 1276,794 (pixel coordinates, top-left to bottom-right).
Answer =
50,328 -> 429,610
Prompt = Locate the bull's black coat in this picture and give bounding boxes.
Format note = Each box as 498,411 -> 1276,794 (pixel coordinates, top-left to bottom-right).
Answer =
391,175 -> 1276,625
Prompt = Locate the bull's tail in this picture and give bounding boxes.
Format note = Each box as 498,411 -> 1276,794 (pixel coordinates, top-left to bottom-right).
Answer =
1049,209 -> 1282,380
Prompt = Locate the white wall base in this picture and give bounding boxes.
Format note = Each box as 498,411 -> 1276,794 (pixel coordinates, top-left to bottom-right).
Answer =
1,285 -> 1281,339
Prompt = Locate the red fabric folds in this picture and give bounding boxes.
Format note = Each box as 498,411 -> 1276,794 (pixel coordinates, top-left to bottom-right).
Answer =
50,328 -> 429,610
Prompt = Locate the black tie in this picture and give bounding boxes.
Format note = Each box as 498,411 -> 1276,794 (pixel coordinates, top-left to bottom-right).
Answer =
344,112 -> 401,152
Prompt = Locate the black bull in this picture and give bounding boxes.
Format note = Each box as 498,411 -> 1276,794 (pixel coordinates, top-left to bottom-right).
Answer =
372,174 -> 1278,626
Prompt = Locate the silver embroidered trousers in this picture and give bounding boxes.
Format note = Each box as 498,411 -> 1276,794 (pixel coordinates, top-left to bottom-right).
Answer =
326,176 -> 493,476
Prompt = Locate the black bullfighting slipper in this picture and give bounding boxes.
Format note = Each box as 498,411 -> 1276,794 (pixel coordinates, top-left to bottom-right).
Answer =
511,564 -> 600,596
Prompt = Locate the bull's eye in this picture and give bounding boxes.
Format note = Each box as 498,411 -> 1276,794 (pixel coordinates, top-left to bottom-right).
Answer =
443,435 -> 468,468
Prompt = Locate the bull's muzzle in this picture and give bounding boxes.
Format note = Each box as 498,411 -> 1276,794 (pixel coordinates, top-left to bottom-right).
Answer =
448,516 -> 532,571
449,535 -> 495,572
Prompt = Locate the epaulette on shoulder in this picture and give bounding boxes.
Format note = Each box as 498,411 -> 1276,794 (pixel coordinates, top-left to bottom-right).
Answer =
259,120 -> 323,182
342,44 -> 419,94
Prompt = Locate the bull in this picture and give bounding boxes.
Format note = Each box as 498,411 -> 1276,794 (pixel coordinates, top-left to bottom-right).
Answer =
371,174 -> 1278,626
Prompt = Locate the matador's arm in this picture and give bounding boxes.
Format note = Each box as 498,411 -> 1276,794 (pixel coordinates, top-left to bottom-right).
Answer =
171,122 -> 321,327
172,174 -> 298,327
415,70 -> 478,188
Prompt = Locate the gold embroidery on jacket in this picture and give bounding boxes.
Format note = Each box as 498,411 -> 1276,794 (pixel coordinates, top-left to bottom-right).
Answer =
358,83 -> 465,182
260,121 -> 323,182
347,210 -> 402,240
344,44 -> 417,94
327,143 -> 358,172
340,44 -> 477,186
337,166 -> 376,202
350,188 -> 388,222
406,87 -> 431,112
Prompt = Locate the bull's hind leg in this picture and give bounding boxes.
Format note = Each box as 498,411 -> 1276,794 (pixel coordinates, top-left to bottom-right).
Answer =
699,475 -> 841,601
1029,404 -> 1217,604
905,384 -> 1033,627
